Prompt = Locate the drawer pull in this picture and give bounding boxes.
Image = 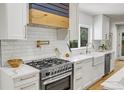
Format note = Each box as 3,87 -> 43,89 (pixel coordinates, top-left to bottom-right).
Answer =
20,75 -> 36,81
76,67 -> 82,70
76,77 -> 82,81
76,62 -> 81,64
20,83 -> 36,90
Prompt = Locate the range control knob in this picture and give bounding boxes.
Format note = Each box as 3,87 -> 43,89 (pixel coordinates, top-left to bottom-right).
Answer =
46,72 -> 50,76
51,72 -> 54,75
66,67 -> 68,70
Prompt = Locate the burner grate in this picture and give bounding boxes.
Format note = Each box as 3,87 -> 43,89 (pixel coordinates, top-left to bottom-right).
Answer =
26,58 -> 70,70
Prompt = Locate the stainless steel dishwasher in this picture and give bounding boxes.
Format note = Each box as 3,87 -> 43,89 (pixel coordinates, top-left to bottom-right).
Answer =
104,53 -> 112,75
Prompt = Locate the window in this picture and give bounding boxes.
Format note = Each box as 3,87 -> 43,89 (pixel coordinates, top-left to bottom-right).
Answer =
79,24 -> 91,48
69,24 -> 92,49
80,27 -> 88,47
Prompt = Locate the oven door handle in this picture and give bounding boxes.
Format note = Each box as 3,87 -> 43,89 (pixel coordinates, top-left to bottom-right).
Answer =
43,72 -> 72,85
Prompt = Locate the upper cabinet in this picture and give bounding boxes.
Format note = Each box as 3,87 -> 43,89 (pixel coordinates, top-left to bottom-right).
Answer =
93,15 -> 110,40
29,3 -> 69,29
69,3 -> 79,48
69,3 -> 79,40
0,4 -> 27,40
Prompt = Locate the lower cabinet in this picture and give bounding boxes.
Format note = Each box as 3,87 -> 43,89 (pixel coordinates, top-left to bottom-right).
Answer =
82,58 -> 93,89
92,56 -> 105,82
73,61 -> 83,90
0,65 -> 40,90
73,58 -> 93,90
73,56 -> 105,90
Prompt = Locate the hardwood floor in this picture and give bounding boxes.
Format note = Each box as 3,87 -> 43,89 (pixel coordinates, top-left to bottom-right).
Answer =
87,60 -> 124,90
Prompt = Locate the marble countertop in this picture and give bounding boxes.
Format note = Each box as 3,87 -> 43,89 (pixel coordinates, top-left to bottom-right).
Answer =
0,64 -> 40,78
65,50 -> 114,62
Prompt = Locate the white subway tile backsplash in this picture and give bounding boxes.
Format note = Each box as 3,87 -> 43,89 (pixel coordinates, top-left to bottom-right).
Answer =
1,26 -> 59,66
0,26 -> 87,66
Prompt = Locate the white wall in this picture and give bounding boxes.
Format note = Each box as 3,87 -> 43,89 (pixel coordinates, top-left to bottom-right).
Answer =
79,10 -> 93,43
71,10 -> 93,55
79,11 -> 93,26
57,10 -> 94,56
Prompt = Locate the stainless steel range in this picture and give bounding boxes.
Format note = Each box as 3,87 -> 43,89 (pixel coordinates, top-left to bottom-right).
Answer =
26,58 -> 73,90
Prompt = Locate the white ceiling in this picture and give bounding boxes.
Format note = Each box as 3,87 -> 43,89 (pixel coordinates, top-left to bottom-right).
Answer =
79,3 -> 124,18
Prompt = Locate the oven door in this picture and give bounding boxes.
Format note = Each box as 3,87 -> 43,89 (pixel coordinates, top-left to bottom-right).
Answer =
41,72 -> 72,90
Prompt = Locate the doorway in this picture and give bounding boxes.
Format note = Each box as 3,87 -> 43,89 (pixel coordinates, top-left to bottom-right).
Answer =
117,25 -> 124,60
121,32 -> 124,56
116,24 -> 124,60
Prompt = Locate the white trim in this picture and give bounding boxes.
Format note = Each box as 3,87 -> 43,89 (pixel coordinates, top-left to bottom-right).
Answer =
71,48 -> 80,51
79,24 -> 91,48
70,24 -> 92,50
118,27 -> 124,58
120,31 -> 123,57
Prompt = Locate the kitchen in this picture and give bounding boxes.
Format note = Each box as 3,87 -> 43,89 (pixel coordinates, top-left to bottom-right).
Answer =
0,3 -> 124,90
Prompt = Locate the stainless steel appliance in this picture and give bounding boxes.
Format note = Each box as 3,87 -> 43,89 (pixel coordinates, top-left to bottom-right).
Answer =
104,53 -> 111,74
26,58 -> 73,90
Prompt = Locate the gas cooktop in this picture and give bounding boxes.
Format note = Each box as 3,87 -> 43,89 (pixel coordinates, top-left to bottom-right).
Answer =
26,58 -> 71,69
26,58 -> 73,79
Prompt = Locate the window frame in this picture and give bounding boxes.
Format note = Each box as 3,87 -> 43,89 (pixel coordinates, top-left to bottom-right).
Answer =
70,24 -> 92,50
79,24 -> 90,49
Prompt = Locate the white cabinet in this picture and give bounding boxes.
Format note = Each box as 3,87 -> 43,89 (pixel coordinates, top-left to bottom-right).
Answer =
73,55 -> 105,90
69,3 -> 79,40
0,4 -> 28,40
73,61 -> 83,90
81,58 -> 93,89
92,56 -> 105,82
0,64 -> 40,90
94,15 -> 110,40
73,58 -> 93,90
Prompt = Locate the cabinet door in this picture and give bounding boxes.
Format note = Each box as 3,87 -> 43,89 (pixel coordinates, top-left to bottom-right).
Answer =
92,56 -> 104,82
74,75 -> 83,90
73,61 -> 83,90
82,60 -> 93,89
94,15 -> 110,40
69,3 -> 79,40
102,16 -> 110,40
93,15 -> 103,40
7,4 -> 27,39
92,63 -> 104,82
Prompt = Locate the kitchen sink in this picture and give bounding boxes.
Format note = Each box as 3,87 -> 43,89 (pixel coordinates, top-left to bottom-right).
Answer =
67,52 -> 105,62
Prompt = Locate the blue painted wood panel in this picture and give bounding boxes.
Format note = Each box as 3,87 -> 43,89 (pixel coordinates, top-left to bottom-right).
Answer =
50,3 -> 69,10
30,3 -> 69,18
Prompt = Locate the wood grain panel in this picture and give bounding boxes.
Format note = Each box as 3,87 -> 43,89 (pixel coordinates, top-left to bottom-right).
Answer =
29,9 -> 69,29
